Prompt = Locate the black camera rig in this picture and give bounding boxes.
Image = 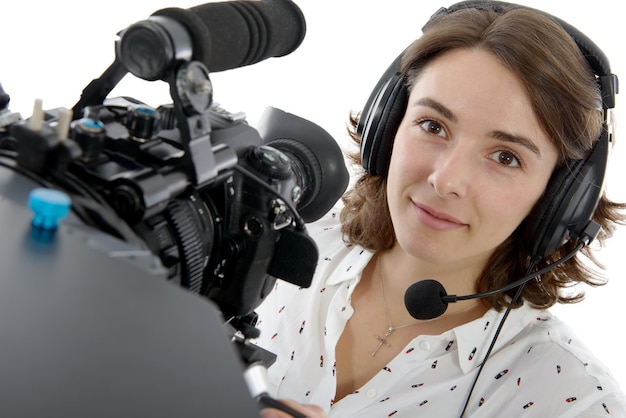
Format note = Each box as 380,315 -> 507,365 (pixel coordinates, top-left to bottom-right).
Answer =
0,0 -> 348,416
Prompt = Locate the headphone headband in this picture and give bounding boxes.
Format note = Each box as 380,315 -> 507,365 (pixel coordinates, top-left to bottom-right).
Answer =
438,1 -> 618,108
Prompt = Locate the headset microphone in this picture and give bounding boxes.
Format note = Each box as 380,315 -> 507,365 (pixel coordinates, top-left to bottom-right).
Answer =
404,221 -> 600,320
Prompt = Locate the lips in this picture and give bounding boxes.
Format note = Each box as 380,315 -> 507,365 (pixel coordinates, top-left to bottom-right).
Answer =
414,203 -> 467,231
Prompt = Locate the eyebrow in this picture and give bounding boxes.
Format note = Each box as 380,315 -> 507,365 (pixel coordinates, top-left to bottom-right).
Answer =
412,97 -> 543,157
489,130 -> 542,157
415,97 -> 457,122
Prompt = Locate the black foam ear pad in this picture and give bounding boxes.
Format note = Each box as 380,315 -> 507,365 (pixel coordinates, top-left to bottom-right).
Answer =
358,73 -> 407,177
523,129 -> 609,259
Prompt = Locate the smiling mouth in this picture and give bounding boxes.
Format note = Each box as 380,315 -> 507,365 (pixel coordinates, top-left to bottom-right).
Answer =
414,203 -> 467,230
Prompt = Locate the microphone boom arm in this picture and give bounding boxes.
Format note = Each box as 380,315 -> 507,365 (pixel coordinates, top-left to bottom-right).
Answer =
443,222 -> 599,303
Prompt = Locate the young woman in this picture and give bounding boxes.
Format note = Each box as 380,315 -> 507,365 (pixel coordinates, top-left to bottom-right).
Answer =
257,2 -> 626,417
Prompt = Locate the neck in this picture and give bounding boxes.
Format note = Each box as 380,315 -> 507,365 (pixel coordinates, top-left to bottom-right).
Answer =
382,244 -> 487,302
375,246 -> 490,325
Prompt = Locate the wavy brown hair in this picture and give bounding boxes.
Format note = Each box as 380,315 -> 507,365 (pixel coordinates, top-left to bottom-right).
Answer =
340,6 -> 625,311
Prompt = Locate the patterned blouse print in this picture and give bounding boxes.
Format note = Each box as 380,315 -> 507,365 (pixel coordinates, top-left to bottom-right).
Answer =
253,208 -> 626,417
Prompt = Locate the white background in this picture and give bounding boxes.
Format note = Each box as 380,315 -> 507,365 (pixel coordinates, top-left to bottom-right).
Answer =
2,0 -> 625,387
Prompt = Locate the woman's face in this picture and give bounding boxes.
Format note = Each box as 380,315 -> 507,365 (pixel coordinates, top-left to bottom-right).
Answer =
386,47 -> 559,270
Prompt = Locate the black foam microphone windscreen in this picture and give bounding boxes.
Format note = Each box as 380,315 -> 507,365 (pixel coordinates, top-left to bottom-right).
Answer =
152,0 -> 306,73
404,279 -> 450,320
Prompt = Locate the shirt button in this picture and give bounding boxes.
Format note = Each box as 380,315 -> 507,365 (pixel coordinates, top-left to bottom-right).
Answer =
366,388 -> 377,398
420,341 -> 431,351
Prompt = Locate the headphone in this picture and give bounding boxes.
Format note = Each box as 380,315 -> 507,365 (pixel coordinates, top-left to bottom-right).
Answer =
356,0 -> 618,261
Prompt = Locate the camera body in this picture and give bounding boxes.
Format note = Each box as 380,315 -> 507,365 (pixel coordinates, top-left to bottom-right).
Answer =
0,51 -> 329,418
3,73 -> 321,318
0,2 -> 349,413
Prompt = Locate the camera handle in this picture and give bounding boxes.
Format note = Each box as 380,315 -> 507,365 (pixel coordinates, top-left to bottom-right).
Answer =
230,316 -> 309,418
245,362 -> 309,418
71,59 -> 128,120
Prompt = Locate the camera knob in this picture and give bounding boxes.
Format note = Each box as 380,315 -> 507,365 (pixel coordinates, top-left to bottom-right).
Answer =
247,145 -> 291,180
28,188 -> 71,230
127,106 -> 158,140
72,118 -> 105,160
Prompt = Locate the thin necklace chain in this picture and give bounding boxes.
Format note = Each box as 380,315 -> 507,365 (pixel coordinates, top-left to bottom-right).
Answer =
371,255 -> 479,357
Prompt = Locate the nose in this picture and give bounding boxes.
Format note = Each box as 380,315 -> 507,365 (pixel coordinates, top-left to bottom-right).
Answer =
427,145 -> 472,198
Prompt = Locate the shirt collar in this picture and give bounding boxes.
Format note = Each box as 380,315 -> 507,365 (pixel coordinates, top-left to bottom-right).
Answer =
322,239 -> 550,374
325,243 -> 374,286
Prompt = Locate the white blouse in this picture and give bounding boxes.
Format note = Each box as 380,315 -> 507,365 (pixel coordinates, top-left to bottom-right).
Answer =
253,209 -> 626,417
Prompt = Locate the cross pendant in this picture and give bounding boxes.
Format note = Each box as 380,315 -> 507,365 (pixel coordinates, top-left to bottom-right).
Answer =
371,326 -> 395,356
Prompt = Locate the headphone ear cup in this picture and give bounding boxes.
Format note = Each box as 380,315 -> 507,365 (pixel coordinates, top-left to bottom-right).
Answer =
359,74 -> 408,177
524,164 -> 577,259
523,132 -> 609,259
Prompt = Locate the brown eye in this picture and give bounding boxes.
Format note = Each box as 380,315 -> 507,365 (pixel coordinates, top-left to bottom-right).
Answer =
419,120 -> 447,138
490,150 -> 522,167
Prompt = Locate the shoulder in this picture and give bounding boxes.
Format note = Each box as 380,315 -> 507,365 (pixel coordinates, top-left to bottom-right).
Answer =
304,206 -> 343,243
511,307 -> 626,414
510,307 -> 614,379
305,205 -> 375,284
303,205 -> 360,269
454,306 -> 626,415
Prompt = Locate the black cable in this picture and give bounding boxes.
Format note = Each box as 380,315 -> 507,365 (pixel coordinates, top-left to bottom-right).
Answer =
257,395 -> 309,418
458,281 -> 527,417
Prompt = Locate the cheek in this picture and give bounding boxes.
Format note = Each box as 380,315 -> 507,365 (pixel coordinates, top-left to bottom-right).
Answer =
485,187 -> 544,233
387,148 -> 424,206
387,134 -> 430,180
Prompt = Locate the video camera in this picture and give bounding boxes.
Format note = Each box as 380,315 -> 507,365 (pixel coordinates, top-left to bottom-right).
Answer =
0,0 -> 349,416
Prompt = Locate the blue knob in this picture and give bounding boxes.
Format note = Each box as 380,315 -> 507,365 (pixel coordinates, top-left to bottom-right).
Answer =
28,188 -> 71,230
